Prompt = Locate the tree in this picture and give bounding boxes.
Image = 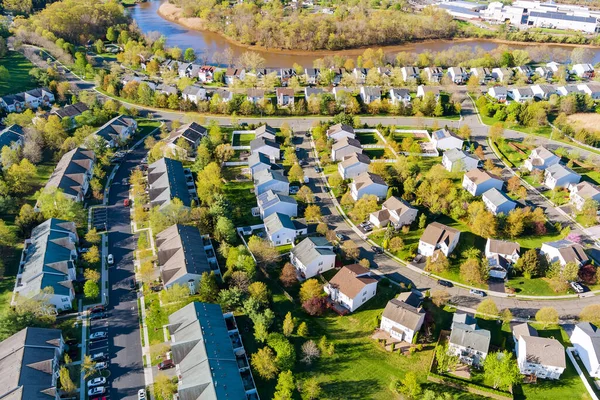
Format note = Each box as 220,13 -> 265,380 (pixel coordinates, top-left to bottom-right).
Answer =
399,371 -> 422,399
341,240 -> 360,260
501,308 -> 513,325
254,322 -> 269,343
274,370 -> 295,400
283,312 -> 295,336
36,187 -> 84,222
435,343 -> 458,373
460,258 -> 488,285
139,260 -> 155,284
196,162 -> 223,205
297,186 -> 315,203
85,228 -> 101,244
82,355 -> 97,378
248,281 -> 270,305
580,304 -> 600,326
184,47 -> 196,62
154,374 -> 177,399
431,290 -> 450,307
483,351 -> 521,391
301,340 -> 320,364
304,205 -> 322,222
280,262 -> 298,287
84,269 -> 100,283
302,296 -> 327,316
160,284 -> 190,304
580,199 -> 598,227
477,299 -> 499,319
349,194 -> 379,222
289,164 -> 304,183
388,236 -> 404,252
6,159 -> 37,194
425,253 -> 450,274
300,377 -> 322,400
318,335 -> 335,356
59,366 -> 76,395
489,122 -> 504,143
198,272 -> 219,302
300,279 -> 323,302
214,216 -> 236,243
83,280 -> 99,299
268,333 -> 296,370
514,249 -> 545,279
83,245 -> 100,265
248,235 -> 279,267
535,307 -> 559,328
297,321 -> 309,337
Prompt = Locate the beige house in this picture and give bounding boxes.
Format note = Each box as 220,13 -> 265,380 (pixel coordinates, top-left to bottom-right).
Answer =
369,196 -> 418,229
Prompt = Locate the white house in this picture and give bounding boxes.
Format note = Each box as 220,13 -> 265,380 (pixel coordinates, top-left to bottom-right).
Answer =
326,123 -> 355,141
254,169 -> 289,196
570,322 -> 600,378
572,63 -> 595,79
338,152 -> 370,180
369,196 -> 418,229
325,264 -> 378,313
535,66 -> 554,80
424,67 -> 444,83
254,124 -> 277,141
448,322 -> 491,367
513,323 -> 566,380
540,240 -> 589,267
569,181 -> 600,211
418,222 -> 460,257
546,61 -> 561,73
198,66 -> 215,83
515,65 -> 534,78
462,168 -> 504,196
470,67 -> 493,84
182,85 -> 207,104
401,66 -> 420,82
250,137 -> 280,161
544,164 -> 581,190
332,137 -> 363,162
290,237 -> 336,279
350,172 -> 388,201
431,128 -> 464,151
488,86 -> 508,102
247,89 -> 265,104
577,83 -> 600,100
524,146 -> 560,171
304,68 -> 320,85
511,87 -> 534,103
482,188 -> 517,216
447,67 -> 469,84
416,85 -> 441,100
531,84 -> 556,100
389,88 -> 412,105
257,190 -> 297,219
492,67 -> 513,82
360,86 -> 382,104
276,87 -> 295,107
380,296 -> 425,343
556,84 -> 584,96
248,152 -> 274,177
485,239 -> 520,263
264,213 -> 307,247
442,148 -> 479,172
94,115 -> 137,148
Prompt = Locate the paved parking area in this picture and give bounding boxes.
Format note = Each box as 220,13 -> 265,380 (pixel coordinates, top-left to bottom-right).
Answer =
92,207 -> 108,231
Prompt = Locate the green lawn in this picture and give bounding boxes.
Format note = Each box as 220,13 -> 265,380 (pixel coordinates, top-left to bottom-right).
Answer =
0,52 -> 38,96
505,276 -> 556,296
222,180 -> 261,227
322,163 -> 339,176
363,148 -> 385,159
355,131 -> 381,145
572,165 -> 600,186
232,133 -> 255,147
494,140 -> 529,168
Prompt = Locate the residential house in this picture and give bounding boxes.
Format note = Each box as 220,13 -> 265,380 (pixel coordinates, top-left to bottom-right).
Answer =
280,68 -> 296,85
350,172 -> 388,201
254,124 -> 277,141
257,190 -> 297,219
331,67 -> 345,85
570,322 -> 600,378
540,239 -> 588,266
156,224 -> 219,293
50,102 -> 89,121
556,84 -> 584,96
544,163 -> 581,189
248,152 -> 275,177
570,181 -> 600,211
147,157 -> 197,209
332,86 -> 353,101
531,84 -> 557,100
326,123 -> 355,141
290,237 -> 336,279
513,323 -> 566,380
264,212 -> 307,246
431,128 -> 464,150
0,93 -> 26,112
224,68 -> 245,85
572,63 -> 595,79
246,89 -> 265,104
511,87 -> 535,103
492,67 -> 513,82
546,61 -> 562,73
304,68 -> 320,85
577,83 -> 600,100
94,115 -> 137,148
276,87 -> 295,107
424,67 -> 444,83
416,85 -> 441,100
360,86 -> 382,104
332,137 -> 362,162
448,321 -> 491,367
197,66 -> 215,83
380,295 -> 425,343
338,152 -> 371,180
418,222 -> 460,257
0,124 -> 25,154
0,327 -> 65,399
447,67 -> 469,84
401,66 -> 420,82
524,146 -> 560,171
485,238 -> 520,279
369,196 -> 418,229
22,88 -> 55,109
165,122 -> 207,157
353,68 -> 368,84
166,302 -> 257,399
211,89 -> 233,102
535,66 -> 554,80
305,87 -> 325,101
389,88 -> 412,106
470,67 -> 493,83
182,85 -> 207,104
177,62 -> 192,78
254,169 -> 289,196
13,218 -> 78,312
482,188 -> 517,216
442,148 -> 479,172
462,168 -> 504,196
325,264 -> 378,313
488,86 -> 508,102
44,147 -> 95,202
121,75 -> 157,90
515,65 -> 535,78
250,137 -> 280,161
156,83 -> 178,97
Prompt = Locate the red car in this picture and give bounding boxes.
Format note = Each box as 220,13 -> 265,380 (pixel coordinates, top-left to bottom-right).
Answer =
158,359 -> 175,370
124,198 -> 130,207
88,305 -> 106,314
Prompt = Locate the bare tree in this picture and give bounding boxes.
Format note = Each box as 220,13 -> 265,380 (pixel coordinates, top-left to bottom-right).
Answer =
301,340 -> 320,365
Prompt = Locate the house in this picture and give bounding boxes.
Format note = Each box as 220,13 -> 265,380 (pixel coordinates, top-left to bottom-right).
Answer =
338,152 -> 371,180
247,89 -> 265,103
535,66 -> 554,80
488,86 -> 508,102
418,222 -> 460,257
524,146 -> 560,171
546,61 -> 561,73
540,239 -> 588,266
442,148 -> 479,172
147,157 -> 196,209
305,87 -> 325,101
276,87 -> 295,107
24,88 -> 55,109
360,86 -> 382,104
166,302 -> 258,399
492,67 -> 513,82
156,83 -> 178,96
326,123 -> 355,141
198,65 -> 215,83
0,327 -> 65,399
12,218 -> 78,312
570,322 -> 600,378
331,67 -> 345,84
544,163 -> 581,189
182,84 -> 207,104
211,88 -> 233,102
577,83 -> 600,100
0,93 -> 26,112
447,67 -> 469,84
369,196 -> 418,229
515,65 -> 535,78
513,323 -> 566,380
448,321 -> 491,367
254,124 -> 277,141
177,62 -> 192,78
264,212 -> 307,246
485,238 -> 520,263
325,264 -> 377,313
350,172 -> 388,201
556,84 -> 584,96
44,147 -> 95,202
570,181 -> 600,211
424,67 -> 444,83
416,85 -> 441,100
431,128 -> 464,150
304,68 -> 320,84
0,124 -> 25,154
94,115 -> 137,148
332,86 -> 353,101
332,137 -> 362,162
50,102 -> 89,120
572,63 -> 594,79
280,68 -> 296,85
462,168 -> 504,196
482,188 -> 516,216
224,68 -> 245,85
166,122 -> 206,157
531,84 -> 557,100
389,88 -> 412,105
353,68 -> 368,84
511,87 -> 535,103
254,169 -> 289,196
156,224 -> 219,292
248,152 -> 275,177
380,296 -> 425,343
290,237 -> 336,279
257,189 -> 297,219
250,137 -> 280,161
470,67 -> 493,83
401,66 -> 420,82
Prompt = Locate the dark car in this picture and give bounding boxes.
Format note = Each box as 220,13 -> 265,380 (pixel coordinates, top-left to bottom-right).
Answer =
371,246 -> 384,254
158,359 -> 175,370
90,312 -> 108,321
335,233 -> 346,241
88,305 -> 106,314
314,166 -> 321,173
304,132 -> 311,137
438,279 -> 453,288
129,280 -> 137,290
299,160 -> 308,166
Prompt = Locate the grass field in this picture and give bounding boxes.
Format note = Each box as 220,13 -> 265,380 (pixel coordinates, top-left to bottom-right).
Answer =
0,52 -> 38,97
363,148 -> 385,159
232,133 -> 255,147
355,131 -> 381,145
223,180 -> 261,227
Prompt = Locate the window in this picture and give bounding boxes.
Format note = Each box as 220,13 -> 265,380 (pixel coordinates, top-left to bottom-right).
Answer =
318,261 -> 323,266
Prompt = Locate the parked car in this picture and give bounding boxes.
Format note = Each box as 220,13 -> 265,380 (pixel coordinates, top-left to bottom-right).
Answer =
90,312 -> 108,321
570,281 -> 584,293
299,160 -> 308,166
80,247 -> 90,254
335,233 -> 346,241
138,389 -> 147,400
107,254 -> 114,265
362,224 -> 373,232
438,280 -> 453,288
94,362 -> 108,370
158,359 -> 175,370
314,166 -> 321,173
371,246 -> 383,254
289,186 -> 300,195
470,289 -> 486,297
88,305 -> 105,314
304,176 -> 310,183
87,377 -> 107,388
89,331 -> 108,341
90,352 -> 107,362
88,386 -> 106,397
124,198 -> 130,207
304,131 -> 311,137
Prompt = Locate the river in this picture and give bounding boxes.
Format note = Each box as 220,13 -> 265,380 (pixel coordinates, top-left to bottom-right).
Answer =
129,0 -> 600,68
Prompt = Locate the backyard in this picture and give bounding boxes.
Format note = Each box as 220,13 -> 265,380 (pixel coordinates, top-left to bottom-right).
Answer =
0,51 -> 38,96
222,178 -> 261,227
232,133 -> 255,147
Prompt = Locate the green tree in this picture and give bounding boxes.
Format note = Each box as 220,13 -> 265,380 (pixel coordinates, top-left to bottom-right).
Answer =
476,298 -> 499,319
483,351 -> 521,390
214,216 -> 236,243
459,258 -> 488,285
304,204 -> 322,222
36,187 -> 85,221
283,312 -> 295,336
59,366 -> 76,394
268,333 -> 296,370
514,249 -> 545,279
183,47 -> 196,62
251,347 -> 279,380
6,159 -> 37,194
435,343 -> 458,373
85,228 -> 101,244
274,370 -> 295,400
300,377 -> 322,400
84,269 -> 100,283
535,307 -> 559,328
425,253 -> 450,274
248,281 -> 270,305
106,27 -> 117,42
288,164 -> 305,183
297,321 -> 309,337
146,302 -> 167,331
83,280 -> 99,299
580,304 -> 600,326
399,371 -> 422,399
198,271 -> 219,303
349,194 -> 379,222
154,374 -> 177,399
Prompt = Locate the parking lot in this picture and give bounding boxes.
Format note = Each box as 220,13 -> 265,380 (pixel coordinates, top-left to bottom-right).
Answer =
87,308 -> 111,399
92,207 -> 108,231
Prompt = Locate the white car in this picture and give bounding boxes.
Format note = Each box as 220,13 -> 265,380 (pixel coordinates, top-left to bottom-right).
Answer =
570,281 -> 584,293
107,254 -> 114,265
89,331 -> 107,341
138,389 -> 146,399
95,362 -> 108,370
88,386 -> 106,397
470,289 -> 486,297
87,377 -> 107,388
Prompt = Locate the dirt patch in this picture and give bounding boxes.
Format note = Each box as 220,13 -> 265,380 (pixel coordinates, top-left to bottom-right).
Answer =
157,3 -> 207,31
567,113 -> 600,133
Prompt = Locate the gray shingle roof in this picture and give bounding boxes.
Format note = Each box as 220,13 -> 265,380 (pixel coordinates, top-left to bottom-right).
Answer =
291,237 -> 334,266
254,169 -> 288,186
450,323 -> 491,354
482,188 -> 514,208
45,147 -> 94,199
444,148 -> 476,163
147,158 -> 192,208
382,298 -> 424,331
522,335 -> 566,368
250,137 -> 279,152
0,124 -> 24,150
264,212 -> 296,234
167,122 -> 207,146
95,115 -> 136,144
545,163 -> 579,180
332,137 -> 361,152
257,190 -> 297,209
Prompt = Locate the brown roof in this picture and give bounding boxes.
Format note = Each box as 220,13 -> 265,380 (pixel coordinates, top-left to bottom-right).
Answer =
420,222 -> 459,247
558,243 -> 588,265
464,168 -> 501,184
276,87 -> 295,96
327,123 -> 354,137
382,196 -> 415,216
329,264 -> 377,298
340,152 -> 371,168
382,299 -> 424,331
487,239 -> 520,256
512,322 -> 538,341
354,172 -> 387,190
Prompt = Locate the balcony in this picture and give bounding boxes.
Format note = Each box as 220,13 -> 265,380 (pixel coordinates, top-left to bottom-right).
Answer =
230,332 -> 243,351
